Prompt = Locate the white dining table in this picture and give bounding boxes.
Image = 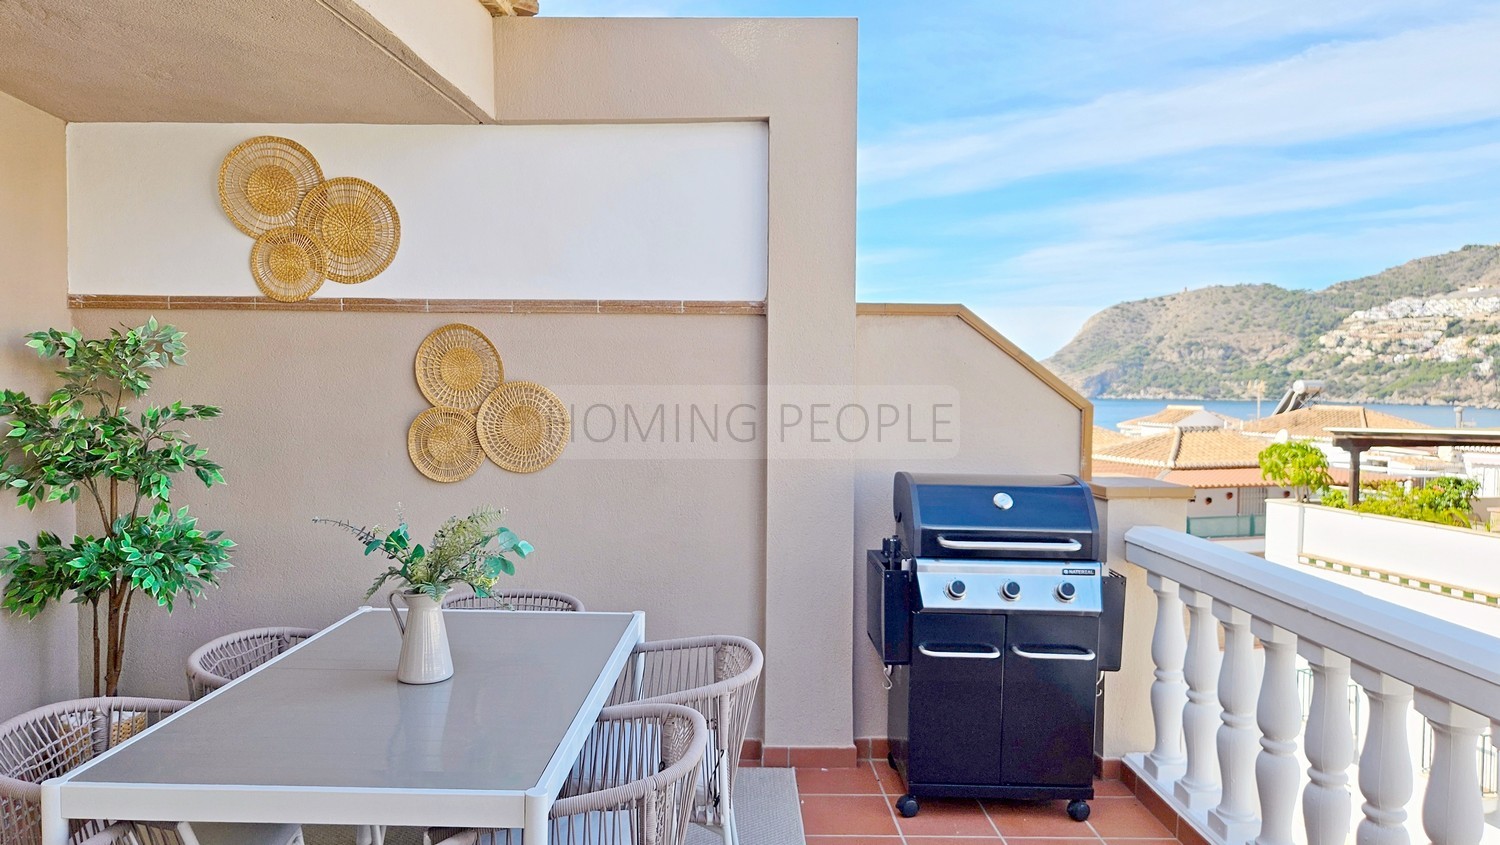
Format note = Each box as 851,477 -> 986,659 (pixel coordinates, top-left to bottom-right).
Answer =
41,607 -> 645,845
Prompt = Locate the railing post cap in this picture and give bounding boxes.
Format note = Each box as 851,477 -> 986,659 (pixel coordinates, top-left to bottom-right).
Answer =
1414,691 -> 1487,728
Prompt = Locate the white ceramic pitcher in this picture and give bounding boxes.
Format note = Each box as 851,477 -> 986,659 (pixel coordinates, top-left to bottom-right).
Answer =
387,590 -> 454,684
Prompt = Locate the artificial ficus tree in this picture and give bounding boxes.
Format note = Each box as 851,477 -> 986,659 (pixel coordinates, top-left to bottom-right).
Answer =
0,319 -> 234,696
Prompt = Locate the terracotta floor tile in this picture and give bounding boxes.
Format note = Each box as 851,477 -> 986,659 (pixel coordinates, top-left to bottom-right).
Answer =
871,760 -> 906,795
805,838 -> 903,845
1086,797 -> 1175,839
800,795 -> 901,836
1093,778 -> 1133,797
796,765 -> 885,795
1005,839 -> 1102,845
889,797 -> 997,837
1102,840 -> 1178,845
985,800 -> 1096,837
904,839 -> 1008,845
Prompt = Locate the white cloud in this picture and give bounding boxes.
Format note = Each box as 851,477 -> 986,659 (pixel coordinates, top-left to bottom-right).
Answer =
966,142 -> 1500,241
859,14 -> 1500,205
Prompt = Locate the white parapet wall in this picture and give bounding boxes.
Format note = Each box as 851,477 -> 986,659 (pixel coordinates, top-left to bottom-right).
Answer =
1265,499 -> 1500,604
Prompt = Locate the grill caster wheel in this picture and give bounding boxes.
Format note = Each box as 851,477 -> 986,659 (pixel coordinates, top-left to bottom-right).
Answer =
896,794 -> 920,818
1067,800 -> 1090,822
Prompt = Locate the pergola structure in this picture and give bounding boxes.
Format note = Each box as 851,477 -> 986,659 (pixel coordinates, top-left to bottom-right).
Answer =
1326,426 -> 1500,503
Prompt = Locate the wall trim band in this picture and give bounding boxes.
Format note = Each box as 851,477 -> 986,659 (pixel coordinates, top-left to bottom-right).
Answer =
67,294 -> 767,315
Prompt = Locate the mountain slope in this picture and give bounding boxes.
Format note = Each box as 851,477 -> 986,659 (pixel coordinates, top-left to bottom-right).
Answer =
1044,245 -> 1500,406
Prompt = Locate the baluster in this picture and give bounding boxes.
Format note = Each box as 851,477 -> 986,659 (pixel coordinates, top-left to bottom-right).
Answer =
1209,601 -> 1258,843
1174,586 -> 1221,810
1489,722 -> 1500,828
1351,665 -> 1412,845
1252,622 -> 1299,845
1414,692 -> 1487,845
1300,642 -> 1354,845
1144,573 -> 1188,783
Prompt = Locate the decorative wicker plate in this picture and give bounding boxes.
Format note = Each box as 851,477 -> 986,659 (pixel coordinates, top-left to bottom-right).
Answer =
414,324 -> 503,411
297,177 -> 400,283
408,407 -> 484,483
219,137 -> 325,237
249,227 -> 327,302
477,382 -> 570,474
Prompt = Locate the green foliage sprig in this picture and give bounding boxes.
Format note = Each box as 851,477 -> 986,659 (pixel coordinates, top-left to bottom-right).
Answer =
315,507 -> 533,599
0,319 -> 233,696
1258,441 -> 1333,502
1323,476 -> 1481,528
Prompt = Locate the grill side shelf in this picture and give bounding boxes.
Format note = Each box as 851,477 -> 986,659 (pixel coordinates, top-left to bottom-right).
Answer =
866,548 -> 913,664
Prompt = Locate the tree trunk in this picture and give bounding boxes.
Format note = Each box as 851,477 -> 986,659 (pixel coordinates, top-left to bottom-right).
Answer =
104,585 -> 126,696
90,598 -> 101,698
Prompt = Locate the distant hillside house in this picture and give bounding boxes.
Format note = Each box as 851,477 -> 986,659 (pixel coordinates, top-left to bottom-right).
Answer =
1117,404 -> 1240,437
1093,426 -> 1293,552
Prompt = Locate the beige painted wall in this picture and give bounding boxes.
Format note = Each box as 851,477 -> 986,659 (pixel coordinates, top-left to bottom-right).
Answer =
852,314 -> 1087,738
494,17 -> 859,749
69,310 -> 768,716
0,91 -> 79,717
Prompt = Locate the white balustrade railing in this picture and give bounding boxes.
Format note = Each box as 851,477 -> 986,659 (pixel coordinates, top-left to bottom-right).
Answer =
1125,526 -> 1500,845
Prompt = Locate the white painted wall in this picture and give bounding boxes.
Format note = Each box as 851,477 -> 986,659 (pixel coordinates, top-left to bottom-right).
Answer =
67,122 -> 768,301
1265,500 -> 1500,598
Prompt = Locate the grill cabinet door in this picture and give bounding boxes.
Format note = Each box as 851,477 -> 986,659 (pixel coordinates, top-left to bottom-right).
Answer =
1000,614 -> 1098,787
908,612 -> 1006,786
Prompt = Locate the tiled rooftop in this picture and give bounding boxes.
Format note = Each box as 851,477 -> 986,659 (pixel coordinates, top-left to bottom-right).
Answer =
1093,428 -> 1266,469
1240,405 -> 1429,438
788,761 -> 1181,845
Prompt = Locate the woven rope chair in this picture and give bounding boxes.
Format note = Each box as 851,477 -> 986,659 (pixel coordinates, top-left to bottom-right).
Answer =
604,637 -> 762,845
441,590 -> 585,613
0,698 -> 301,845
186,627 -> 318,700
428,703 -> 706,845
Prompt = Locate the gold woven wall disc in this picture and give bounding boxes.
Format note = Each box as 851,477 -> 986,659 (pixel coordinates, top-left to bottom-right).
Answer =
250,227 -> 327,302
415,324 -> 503,411
408,407 -> 484,483
219,137 -> 325,237
297,177 -> 400,283
477,381 -> 570,474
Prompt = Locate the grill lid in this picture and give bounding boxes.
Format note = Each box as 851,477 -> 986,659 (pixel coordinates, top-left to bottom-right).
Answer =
893,472 -> 1098,561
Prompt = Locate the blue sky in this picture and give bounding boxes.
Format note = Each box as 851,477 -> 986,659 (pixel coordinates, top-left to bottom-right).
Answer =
548,1 -> 1500,357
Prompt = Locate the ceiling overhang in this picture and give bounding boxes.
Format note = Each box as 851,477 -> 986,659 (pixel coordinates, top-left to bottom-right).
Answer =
0,0 -> 498,123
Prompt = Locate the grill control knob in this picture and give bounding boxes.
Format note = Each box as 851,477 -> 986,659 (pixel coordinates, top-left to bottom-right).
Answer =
946,580 -> 967,600
1000,581 -> 1022,601
1056,582 -> 1077,603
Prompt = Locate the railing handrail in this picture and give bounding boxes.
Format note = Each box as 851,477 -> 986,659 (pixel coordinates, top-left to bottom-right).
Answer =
1125,525 -> 1500,721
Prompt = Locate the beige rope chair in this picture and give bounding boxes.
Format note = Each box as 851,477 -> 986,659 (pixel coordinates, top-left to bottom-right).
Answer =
441,590 -> 585,613
186,627 -> 318,700
0,698 -> 302,845
605,637 -> 762,845
428,703 -> 706,845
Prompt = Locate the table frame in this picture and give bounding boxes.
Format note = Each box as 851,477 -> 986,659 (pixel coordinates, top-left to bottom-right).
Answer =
41,607 -> 646,845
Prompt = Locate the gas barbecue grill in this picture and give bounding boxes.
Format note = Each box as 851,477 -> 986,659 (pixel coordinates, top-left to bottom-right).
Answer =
866,473 -> 1125,821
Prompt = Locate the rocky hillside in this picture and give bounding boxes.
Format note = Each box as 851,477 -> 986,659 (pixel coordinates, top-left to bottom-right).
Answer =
1045,245 -> 1500,406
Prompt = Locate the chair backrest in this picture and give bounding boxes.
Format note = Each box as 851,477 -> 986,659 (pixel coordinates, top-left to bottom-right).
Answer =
186,627 -> 318,700
605,636 -> 763,829
0,698 -> 186,845
552,703 -> 708,845
441,590 -> 585,613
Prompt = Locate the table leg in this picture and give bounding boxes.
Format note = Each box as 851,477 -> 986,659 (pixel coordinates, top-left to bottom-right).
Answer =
524,789 -> 549,845
40,781 -> 68,845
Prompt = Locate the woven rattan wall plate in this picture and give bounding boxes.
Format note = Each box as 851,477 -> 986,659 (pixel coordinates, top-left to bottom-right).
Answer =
408,407 -> 484,483
297,177 -> 401,283
477,381 -> 570,473
250,227 -> 327,302
415,324 -> 503,411
219,137 -> 325,237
